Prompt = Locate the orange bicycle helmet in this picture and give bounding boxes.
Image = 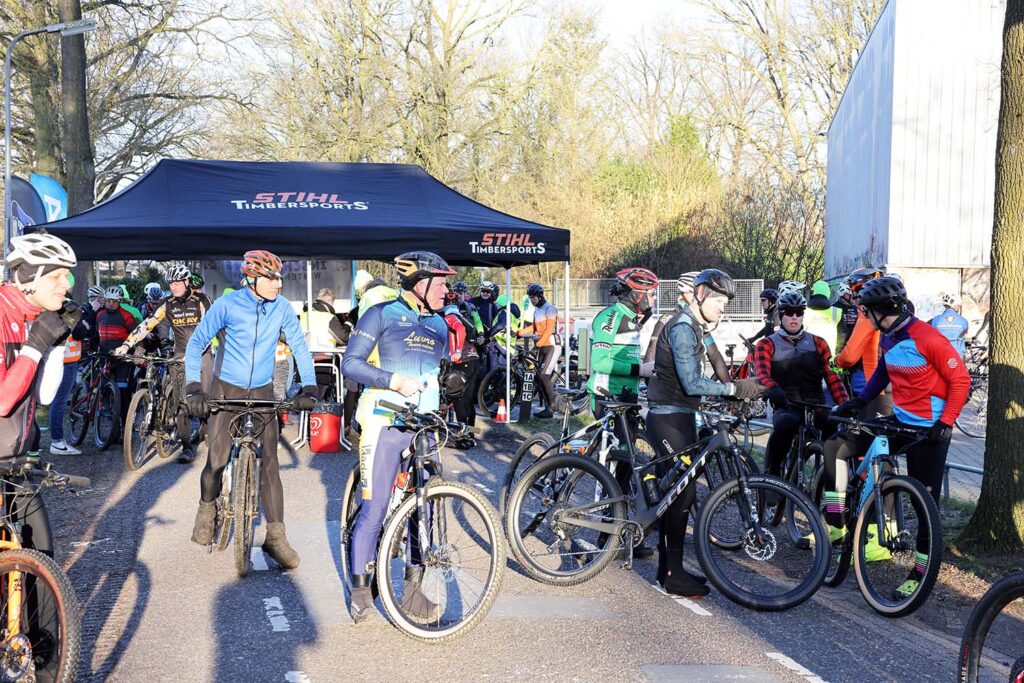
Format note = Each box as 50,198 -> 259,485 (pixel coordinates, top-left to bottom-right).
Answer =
242,250 -> 283,280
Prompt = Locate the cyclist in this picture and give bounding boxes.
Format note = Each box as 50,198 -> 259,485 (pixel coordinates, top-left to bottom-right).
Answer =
452,281 -> 483,334
83,284 -> 104,353
516,283 -> 561,418
98,285 -> 140,425
834,266 -> 885,395
141,282 -> 164,317
833,279 -> 858,355
749,288 -> 778,343
647,269 -> 764,597
489,293 -> 521,350
184,250 -> 319,569
829,276 -> 970,595
117,284 -> 143,324
49,273 -> 91,456
930,293 -> 968,356
354,269 -> 398,317
0,233 -> 80,552
443,289 -> 480,440
341,251 -> 455,623
188,272 -> 205,294
113,264 -> 213,463
753,290 -> 847,483
644,271 -> 730,384
471,281 -> 500,334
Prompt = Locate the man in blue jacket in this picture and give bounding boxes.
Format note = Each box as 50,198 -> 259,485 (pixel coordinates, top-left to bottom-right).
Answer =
184,250 -> 319,569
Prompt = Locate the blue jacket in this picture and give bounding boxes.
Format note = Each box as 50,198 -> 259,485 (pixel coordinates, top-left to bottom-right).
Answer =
185,287 -> 315,389
342,293 -> 449,412
929,308 -> 969,355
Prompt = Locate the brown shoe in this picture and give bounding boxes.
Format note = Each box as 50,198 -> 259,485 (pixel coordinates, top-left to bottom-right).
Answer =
262,522 -> 300,569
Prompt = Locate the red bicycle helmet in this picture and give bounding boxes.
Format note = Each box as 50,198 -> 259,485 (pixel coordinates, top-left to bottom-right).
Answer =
242,250 -> 283,280
615,267 -> 659,292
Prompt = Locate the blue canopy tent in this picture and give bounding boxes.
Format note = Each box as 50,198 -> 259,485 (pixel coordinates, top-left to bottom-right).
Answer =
34,159 -> 573,419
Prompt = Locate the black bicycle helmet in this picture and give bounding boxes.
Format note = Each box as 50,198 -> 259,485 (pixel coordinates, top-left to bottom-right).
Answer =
759,288 -> 778,301
526,283 -> 544,297
857,276 -> 907,312
189,272 -> 205,289
693,269 -> 736,300
394,251 -> 456,290
777,291 -> 807,310
846,266 -> 884,293
452,281 -> 469,295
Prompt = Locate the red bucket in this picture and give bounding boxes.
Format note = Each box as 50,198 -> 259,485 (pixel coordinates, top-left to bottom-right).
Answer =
309,402 -> 342,453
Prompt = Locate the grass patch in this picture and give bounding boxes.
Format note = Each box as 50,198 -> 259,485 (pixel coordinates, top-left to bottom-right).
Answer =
504,412 -> 595,441
941,497 -> 1024,580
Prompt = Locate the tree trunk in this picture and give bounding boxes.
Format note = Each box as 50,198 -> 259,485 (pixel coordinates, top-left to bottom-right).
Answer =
958,0 -> 1024,554
58,0 -> 94,215
24,0 -> 62,182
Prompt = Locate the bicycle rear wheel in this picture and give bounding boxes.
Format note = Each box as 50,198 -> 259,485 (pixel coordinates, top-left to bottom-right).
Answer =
958,571 -> 1024,683
695,475 -> 828,611
0,548 -> 82,683
94,380 -> 120,450
63,380 -> 90,448
784,443 -> 824,544
499,432 -> 558,519
505,454 -> 625,586
476,367 -> 522,417
955,378 -> 988,439
377,480 -> 505,643
233,450 -> 257,577
124,390 -> 154,471
853,475 -> 941,617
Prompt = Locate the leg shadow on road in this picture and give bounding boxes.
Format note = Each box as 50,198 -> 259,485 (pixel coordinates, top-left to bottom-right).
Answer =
65,459 -> 191,679
214,569 -> 319,681
307,452 -> 356,587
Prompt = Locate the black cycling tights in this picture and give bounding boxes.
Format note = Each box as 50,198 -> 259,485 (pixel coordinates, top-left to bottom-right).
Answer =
200,379 -> 285,523
646,411 -> 698,578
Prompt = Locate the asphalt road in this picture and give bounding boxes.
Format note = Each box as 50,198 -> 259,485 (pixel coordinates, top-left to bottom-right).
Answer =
38,418 -> 1007,683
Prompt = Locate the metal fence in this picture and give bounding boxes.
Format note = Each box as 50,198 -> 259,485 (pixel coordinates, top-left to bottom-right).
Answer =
550,278 -> 764,321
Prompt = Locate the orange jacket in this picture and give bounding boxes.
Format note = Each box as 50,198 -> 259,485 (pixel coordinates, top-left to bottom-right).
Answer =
834,313 -> 879,380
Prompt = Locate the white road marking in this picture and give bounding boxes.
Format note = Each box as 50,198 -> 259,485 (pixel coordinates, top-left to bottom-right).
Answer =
650,583 -> 712,616
251,547 -> 269,571
263,596 -> 291,632
765,652 -> 828,683
285,672 -> 310,683
71,537 -> 112,548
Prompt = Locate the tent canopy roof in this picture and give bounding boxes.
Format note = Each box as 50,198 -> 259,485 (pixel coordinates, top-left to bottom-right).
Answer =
38,159 -> 569,266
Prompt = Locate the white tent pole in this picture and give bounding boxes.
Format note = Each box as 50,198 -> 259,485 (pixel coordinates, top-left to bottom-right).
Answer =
564,260 -> 570,388
305,259 -> 313,331
506,267 -> 512,414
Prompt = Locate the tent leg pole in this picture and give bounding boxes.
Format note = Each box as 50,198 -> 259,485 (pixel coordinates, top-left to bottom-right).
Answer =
506,267 -> 511,418
351,260 -> 358,311
564,261 -> 570,388
306,260 -> 313,331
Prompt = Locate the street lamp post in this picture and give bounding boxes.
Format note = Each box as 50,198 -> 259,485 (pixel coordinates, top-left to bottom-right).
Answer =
4,17 -> 97,255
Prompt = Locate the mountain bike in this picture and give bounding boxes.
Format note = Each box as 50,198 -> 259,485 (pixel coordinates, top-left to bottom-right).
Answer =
63,353 -> 123,450
476,339 -> 587,417
123,356 -> 184,470
958,571 -> 1024,683
814,415 -> 942,617
955,339 -> 989,439
767,399 -> 827,545
720,339 -> 771,436
339,401 -> 504,642
204,397 -> 291,578
0,456 -> 91,683
506,399 -> 829,611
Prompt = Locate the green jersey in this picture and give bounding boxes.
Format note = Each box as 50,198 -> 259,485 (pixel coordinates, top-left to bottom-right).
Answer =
586,302 -> 642,400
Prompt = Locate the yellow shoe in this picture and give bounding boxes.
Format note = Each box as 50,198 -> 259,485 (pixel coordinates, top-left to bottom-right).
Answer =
862,523 -> 892,562
798,524 -> 845,549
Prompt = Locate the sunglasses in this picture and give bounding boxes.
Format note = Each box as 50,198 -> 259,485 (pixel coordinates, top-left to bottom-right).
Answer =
781,308 -> 805,317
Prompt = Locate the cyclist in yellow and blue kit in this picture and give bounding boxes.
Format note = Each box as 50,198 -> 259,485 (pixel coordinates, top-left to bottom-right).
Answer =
342,251 -> 455,623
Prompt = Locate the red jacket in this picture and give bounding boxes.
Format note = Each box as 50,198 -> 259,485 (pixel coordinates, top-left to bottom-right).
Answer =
0,285 -> 43,457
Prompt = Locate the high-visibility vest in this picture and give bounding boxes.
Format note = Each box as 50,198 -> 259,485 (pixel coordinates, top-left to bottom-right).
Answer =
64,338 -> 82,364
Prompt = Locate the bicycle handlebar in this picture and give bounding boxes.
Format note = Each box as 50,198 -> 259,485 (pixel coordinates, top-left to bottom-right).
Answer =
0,458 -> 91,489
206,398 -> 294,412
377,400 -> 476,436
789,398 -> 830,411
827,415 -> 929,437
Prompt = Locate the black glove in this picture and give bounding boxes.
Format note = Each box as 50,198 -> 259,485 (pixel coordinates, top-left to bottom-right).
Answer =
732,378 -> 765,400
293,386 -> 319,412
766,385 -> 789,409
58,301 -> 82,331
184,382 -> 210,419
834,397 -> 866,418
928,421 -> 953,443
24,311 -> 71,354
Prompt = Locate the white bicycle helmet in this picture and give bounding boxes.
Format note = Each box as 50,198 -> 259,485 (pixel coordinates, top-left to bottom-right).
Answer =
144,282 -> 163,299
103,286 -> 124,301
677,271 -> 699,294
777,280 -> 806,296
6,233 -> 76,288
87,285 -> 105,299
167,264 -> 191,282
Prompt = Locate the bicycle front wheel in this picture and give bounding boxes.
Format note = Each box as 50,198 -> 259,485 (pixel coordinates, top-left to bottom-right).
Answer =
476,367 -> 521,417
233,450 -> 257,577
958,571 -> 1024,683
499,432 -> 558,519
853,475 -> 942,617
376,480 -> 505,643
94,380 -> 120,450
695,475 -> 828,611
124,390 -> 154,471
692,447 -> 760,550
505,454 -> 625,586
155,387 -> 181,460
0,548 -> 82,683
63,380 -> 90,448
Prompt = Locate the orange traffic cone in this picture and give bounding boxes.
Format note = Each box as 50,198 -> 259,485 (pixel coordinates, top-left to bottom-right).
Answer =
495,399 -> 508,423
